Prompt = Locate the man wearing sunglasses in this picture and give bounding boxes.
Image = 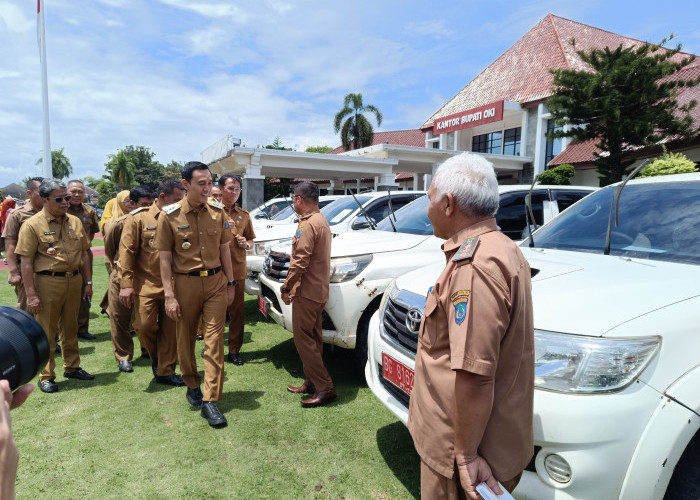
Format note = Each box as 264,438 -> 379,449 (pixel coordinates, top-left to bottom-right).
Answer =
15,179 -> 95,393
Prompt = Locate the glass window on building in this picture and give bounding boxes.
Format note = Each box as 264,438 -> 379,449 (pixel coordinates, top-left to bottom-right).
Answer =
545,119 -> 563,167
472,131 -> 502,154
503,127 -> 521,156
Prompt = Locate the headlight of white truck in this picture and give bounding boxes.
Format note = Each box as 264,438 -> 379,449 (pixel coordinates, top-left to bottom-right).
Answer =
329,254 -> 373,283
534,331 -> 661,393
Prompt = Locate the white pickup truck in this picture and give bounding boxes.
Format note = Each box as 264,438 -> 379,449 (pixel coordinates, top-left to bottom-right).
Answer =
245,191 -> 423,295
259,185 -> 594,366
366,173 -> 700,500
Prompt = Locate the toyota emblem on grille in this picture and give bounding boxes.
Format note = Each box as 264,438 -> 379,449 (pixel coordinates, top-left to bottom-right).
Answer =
405,308 -> 423,334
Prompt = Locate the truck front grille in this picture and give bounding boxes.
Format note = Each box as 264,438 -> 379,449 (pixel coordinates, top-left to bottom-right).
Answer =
263,250 -> 289,281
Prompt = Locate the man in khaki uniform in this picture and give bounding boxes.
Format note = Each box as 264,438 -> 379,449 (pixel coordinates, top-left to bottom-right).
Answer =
407,153 -> 534,500
280,181 -> 335,408
67,179 -> 101,340
218,174 -> 255,365
15,179 -> 95,393
2,177 -> 44,310
119,180 -> 184,383
156,162 -> 235,428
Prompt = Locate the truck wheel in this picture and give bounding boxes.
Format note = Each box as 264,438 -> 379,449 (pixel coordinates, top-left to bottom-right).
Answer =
354,300 -> 379,371
664,431 -> 700,500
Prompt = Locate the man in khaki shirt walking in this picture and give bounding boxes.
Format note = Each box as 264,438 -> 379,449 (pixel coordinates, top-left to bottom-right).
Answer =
119,180 -> 184,382
218,174 -> 255,365
156,162 -> 235,428
407,153 -> 534,500
67,179 -> 101,340
2,177 -> 44,310
15,179 -> 95,393
281,181 -> 335,408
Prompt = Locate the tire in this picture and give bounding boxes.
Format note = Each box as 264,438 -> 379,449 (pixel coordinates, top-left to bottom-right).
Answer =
353,299 -> 380,371
664,431 -> 700,500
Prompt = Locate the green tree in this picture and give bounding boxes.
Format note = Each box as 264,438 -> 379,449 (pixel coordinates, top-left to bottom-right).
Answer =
105,150 -> 135,189
547,37 -> 699,186
261,138 -> 293,199
120,145 -> 164,189
82,176 -> 102,190
164,160 -> 184,180
640,146 -> 698,177
35,147 -> 73,179
537,164 -> 575,185
333,93 -> 383,151
305,146 -> 333,154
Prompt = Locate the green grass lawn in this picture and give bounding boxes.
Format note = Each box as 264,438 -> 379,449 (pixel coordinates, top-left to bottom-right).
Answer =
3,257 -> 420,499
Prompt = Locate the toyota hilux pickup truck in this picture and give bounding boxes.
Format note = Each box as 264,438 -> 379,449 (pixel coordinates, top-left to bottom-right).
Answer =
366,173 -> 700,500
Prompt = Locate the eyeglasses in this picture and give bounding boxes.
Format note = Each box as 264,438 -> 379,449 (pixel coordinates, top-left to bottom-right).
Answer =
225,187 -> 242,193
47,196 -> 69,203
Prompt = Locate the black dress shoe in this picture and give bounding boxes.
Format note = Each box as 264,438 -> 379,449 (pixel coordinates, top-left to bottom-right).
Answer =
186,387 -> 203,407
118,360 -> 133,372
201,401 -> 227,428
77,331 -> 97,340
227,352 -> 244,365
287,382 -> 315,394
64,368 -> 95,380
301,388 -> 337,408
38,379 -> 58,393
155,374 -> 186,386
151,362 -> 158,377
55,344 -> 62,354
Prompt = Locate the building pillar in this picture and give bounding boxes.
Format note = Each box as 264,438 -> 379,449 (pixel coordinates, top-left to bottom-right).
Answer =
242,154 -> 264,211
533,103 -> 546,177
328,179 -> 344,195
376,173 -> 399,191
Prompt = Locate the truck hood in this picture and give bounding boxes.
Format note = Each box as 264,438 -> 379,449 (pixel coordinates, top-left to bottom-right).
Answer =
253,224 -> 297,243
329,230 -> 434,258
522,247 -> 700,336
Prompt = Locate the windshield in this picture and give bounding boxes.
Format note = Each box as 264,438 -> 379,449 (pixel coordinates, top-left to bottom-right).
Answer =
320,195 -> 372,225
272,205 -> 295,220
376,195 -> 432,235
531,180 -> 700,265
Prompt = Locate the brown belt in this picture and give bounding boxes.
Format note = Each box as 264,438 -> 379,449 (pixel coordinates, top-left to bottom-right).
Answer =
178,267 -> 222,277
37,270 -> 80,277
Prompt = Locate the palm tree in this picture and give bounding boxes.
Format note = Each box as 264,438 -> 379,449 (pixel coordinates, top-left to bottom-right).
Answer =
35,147 -> 73,179
333,93 -> 383,151
106,150 -> 135,189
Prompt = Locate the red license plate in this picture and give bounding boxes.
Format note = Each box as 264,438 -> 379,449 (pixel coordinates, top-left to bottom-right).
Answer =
258,295 -> 269,317
382,353 -> 414,396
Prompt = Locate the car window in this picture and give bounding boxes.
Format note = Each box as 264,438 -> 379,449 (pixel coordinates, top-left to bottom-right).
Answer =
320,195 -> 373,225
376,195 -> 433,235
552,190 -> 592,212
496,190 -> 547,239
363,195 -> 416,223
532,181 -> 700,265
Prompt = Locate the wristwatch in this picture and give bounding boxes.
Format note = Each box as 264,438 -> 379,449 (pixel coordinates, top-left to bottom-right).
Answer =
280,285 -> 288,294
85,281 -> 93,285
227,280 -> 237,287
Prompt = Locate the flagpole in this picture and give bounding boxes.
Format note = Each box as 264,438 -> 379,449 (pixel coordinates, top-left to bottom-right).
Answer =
38,0 -> 52,178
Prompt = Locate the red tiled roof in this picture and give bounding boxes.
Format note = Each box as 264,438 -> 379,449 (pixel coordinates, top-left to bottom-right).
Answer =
330,129 -> 424,154
549,139 -> 600,167
421,14 -> 696,130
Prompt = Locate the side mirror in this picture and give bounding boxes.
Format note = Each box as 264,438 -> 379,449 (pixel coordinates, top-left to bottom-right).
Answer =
351,216 -> 372,230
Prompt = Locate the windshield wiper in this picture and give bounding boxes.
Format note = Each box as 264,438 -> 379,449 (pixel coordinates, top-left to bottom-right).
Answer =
385,191 -> 397,232
351,192 -> 376,230
526,175 -> 538,247
603,159 -> 650,255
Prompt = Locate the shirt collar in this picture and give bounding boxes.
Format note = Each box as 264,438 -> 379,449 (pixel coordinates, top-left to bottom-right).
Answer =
42,206 -> 65,224
298,209 -> 319,221
442,218 -> 498,256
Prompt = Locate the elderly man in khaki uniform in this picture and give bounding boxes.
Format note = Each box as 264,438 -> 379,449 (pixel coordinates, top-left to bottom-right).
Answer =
156,162 -> 235,428
119,180 -> 184,382
2,177 -> 44,310
407,153 -> 534,500
15,179 -> 95,394
218,174 -> 255,365
67,179 -> 101,340
281,181 -> 335,408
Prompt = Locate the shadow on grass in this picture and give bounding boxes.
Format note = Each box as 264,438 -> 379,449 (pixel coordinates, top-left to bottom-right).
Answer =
55,369 -> 120,392
218,390 -> 264,411
376,421 -> 421,499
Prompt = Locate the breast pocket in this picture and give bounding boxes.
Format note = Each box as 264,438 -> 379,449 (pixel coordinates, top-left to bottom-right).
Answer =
418,291 -> 439,350
39,235 -> 56,254
143,230 -> 156,248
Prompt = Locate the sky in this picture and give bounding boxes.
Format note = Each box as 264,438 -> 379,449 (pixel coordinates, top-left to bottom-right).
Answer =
1,0 -> 699,187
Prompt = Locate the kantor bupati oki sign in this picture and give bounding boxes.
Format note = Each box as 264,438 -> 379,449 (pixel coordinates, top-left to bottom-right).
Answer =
431,100 -> 504,135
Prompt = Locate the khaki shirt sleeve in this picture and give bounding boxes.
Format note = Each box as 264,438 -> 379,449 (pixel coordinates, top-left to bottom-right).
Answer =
447,262 -> 509,378
119,215 -> 139,288
155,213 -> 174,252
14,221 -> 38,258
76,219 -> 90,252
103,220 -> 121,264
242,213 -> 256,240
88,207 -> 100,235
1,210 -> 21,240
219,211 -> 232,245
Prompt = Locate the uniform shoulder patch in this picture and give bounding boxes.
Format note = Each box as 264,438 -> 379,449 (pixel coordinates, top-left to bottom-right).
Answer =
208,199 -> 224,210
163,203 -> 180,214
451,236 -> 480,263
129,206 -> 146,215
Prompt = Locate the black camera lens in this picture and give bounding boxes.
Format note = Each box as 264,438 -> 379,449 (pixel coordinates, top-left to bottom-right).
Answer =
0,307 -> 50,391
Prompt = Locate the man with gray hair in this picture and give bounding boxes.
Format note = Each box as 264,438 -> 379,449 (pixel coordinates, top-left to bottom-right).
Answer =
407,153 -> 534,499
15,179 -> 95,393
